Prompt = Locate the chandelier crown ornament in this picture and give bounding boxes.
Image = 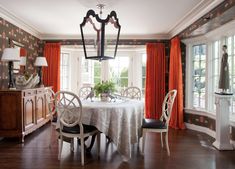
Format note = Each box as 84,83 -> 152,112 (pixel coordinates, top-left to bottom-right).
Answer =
80,4 -> 121,61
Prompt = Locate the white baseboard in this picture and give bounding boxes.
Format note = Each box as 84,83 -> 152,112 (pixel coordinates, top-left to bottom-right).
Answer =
185,123 -> 216,138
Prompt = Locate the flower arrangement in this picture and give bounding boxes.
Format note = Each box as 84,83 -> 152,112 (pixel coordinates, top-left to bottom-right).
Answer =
94,81 -> 115,96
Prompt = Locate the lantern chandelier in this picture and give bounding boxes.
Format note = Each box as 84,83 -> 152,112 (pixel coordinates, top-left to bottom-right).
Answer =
80,4 -> 121,61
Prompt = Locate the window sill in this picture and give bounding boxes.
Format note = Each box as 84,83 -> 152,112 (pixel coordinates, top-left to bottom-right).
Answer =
184,108 -> 215,119
184,107 -> 235,127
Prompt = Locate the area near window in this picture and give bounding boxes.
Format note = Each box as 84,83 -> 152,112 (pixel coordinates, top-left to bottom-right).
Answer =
60,46 -> 146,97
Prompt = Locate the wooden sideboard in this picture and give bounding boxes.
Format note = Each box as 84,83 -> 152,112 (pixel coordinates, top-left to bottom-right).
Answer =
0,87 -> 51,142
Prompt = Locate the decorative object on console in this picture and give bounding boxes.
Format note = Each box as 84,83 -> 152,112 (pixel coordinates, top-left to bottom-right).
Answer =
1,48 -> 20,89
80,4 -> 121,61
34,56 -> 48,86
15,73 -> 39,89
19,56 -> 27,74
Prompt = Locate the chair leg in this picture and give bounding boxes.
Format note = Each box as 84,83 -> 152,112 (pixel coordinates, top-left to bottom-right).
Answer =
165,132 -> 170,156
87,134 -> 97,152
80,137 -> 85,166
70,138 -> 74,152
96,132 -> 100,158
49,124 -> 53,148
142,130 -> 146,154
160,132 -> 163,148
58,135 -> 63,160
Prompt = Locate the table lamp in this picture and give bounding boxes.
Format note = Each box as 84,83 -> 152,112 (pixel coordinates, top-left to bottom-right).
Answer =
19,56 -> 26,74
1,48 -> 20,89
34,56 -> 48,86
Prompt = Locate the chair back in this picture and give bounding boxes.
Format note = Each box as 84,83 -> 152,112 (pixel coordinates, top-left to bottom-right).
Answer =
161,90 -> 177,126
123,86 -> 142,100
45,88 -> 55,120
79,86 -> 92,99
55,91 -> 82,128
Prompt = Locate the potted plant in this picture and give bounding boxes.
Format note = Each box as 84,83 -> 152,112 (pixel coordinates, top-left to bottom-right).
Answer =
94,81 -> 115,101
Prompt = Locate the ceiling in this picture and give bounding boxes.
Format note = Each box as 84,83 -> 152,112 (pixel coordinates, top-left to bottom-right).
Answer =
0,0 -> 224,39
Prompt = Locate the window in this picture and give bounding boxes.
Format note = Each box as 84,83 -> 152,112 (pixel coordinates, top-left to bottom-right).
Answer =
61,46 -> 146,97
192,44 -> 206,109
81,58 -> 101,85
109,56 -> 129,92
226,35 -> 235,114
142,53 -> 147,95
211,40 -> 221,111
60,52 -> 70,90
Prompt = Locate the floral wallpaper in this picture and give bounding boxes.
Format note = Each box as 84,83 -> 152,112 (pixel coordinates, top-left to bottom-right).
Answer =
0,17 -> 44,89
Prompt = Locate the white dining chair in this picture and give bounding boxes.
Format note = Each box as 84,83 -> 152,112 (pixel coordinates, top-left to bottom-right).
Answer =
55,91 -> 100,166
123,86 -> 142,100
79,86 -> 92,99
45,88 -> 57,148
142,89 -> 177,156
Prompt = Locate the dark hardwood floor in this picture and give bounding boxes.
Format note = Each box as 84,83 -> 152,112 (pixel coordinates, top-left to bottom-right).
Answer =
0,124 -> 235,169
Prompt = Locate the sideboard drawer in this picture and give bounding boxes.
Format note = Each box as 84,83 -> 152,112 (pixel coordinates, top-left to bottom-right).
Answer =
37,88 -> 44,94
23,90 -> 36,97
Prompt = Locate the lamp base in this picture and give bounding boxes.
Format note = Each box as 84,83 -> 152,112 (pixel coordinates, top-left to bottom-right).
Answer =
8,61 -> 16,89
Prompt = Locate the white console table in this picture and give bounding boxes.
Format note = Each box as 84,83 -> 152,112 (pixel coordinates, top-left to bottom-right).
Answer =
213,93 -> 234,150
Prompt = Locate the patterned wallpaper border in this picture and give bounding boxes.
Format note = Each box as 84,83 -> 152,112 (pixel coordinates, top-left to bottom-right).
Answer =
179,0 -> 235,39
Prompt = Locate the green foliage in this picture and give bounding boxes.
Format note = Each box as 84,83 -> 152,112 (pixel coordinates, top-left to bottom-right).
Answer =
94,81 -> 115,96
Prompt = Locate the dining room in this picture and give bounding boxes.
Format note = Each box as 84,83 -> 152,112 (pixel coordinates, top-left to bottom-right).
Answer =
0,0 -> 235,169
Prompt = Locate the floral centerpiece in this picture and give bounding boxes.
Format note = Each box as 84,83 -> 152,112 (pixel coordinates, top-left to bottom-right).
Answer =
94,81 -> 115,101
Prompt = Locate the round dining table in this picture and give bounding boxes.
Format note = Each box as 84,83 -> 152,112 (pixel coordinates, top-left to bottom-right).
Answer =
81,98 -> 144,160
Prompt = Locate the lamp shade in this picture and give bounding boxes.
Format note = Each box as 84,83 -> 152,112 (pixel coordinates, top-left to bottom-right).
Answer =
34,56 -> 48,67
1,48 -> 20,62
19,56 -> 27,66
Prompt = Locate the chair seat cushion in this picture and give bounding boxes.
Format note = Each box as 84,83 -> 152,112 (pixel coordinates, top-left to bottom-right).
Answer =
142,118 -> 166,129
62,124 -> 97,134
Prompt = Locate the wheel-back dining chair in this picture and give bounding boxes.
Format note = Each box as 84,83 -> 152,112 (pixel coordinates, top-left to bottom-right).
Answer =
142,89 -> 177,156
123,86 -> 142,100
45,88 -> 57,148
79,86 -> 92,99
54,91 -> 100,166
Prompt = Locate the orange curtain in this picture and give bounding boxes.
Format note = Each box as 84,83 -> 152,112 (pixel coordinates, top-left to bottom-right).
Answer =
20,48 -> 27,56
43,43 -> 61,92
169,37 -> 185,129
20,48 -> 27,72
145,43 -> 165,119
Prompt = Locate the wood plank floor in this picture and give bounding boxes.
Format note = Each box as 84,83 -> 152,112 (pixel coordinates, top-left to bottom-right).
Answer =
0,124 -> 235,169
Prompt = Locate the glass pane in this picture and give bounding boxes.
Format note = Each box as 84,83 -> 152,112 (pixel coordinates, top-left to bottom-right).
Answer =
192,44 -> 206,108
109,56 -> 129,90
193,92 -> 199,107
200,92 -> 206,108
227,36 -> 232,55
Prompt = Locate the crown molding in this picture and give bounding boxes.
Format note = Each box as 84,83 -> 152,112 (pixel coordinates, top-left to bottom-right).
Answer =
0,0 -> 225,40
169,0 -> 224,38
41,33 -> 171,40
0,4 -> 41,39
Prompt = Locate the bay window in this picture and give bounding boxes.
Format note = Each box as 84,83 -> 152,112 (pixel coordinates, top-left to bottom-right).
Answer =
192,44 -> 206,109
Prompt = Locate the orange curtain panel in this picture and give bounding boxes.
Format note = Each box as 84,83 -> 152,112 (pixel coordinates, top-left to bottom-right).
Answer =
20,48 -> 27,56
145,43 -> 165,119
43,43 -> 61,92
20,48 -> 27,72
169,37 -> 185,129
